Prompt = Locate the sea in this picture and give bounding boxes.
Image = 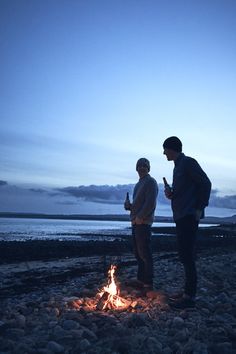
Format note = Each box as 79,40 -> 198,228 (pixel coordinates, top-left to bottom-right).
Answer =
0,217 -> 216,242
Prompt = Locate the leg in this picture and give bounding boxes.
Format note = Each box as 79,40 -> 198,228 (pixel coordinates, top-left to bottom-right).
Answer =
132,225 -> 145,282
133,224 -> 153,285
176,215 -> 198,298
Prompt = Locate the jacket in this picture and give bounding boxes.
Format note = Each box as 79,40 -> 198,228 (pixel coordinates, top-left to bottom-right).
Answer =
171,153 -> 211,221
131,174 -> 158,225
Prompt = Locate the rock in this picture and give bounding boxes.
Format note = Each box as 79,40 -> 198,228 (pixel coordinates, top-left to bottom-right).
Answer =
173,328 -> 189,342
125,313 -> 149,328
15,342 -> 34,354
53,325 -> 68,339
5,328 -> 25,338
1,249 -> 236,354
209,342 -> 233,354
172,316 -> 185,328
61,319 -> 78,330
15,314 -> 26,328
79,338 -> 91,351
82,327 -> 98,341
182,339 -> 208,354
47,341 -> 64,353
0,320 -> 6,330
145,336 -> 163,353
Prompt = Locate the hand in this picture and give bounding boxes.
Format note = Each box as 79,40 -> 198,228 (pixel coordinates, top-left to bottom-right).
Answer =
134,216 -> 144,225
124,201 -> 131,211
164,187 -> 173,199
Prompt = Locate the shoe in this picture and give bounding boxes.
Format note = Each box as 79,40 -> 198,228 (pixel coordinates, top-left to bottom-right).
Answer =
170,296 -> 195,310
168,291 -> 184,302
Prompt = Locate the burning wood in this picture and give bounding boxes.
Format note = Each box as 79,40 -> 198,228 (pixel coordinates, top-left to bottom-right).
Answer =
96,291 -> 130,310
67,264 -> 167,313
96,265 -> 131,310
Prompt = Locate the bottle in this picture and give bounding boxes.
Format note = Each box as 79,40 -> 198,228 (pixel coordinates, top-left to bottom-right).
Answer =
163,177 -> 172,196
163,177 -> 169,188
125,192 -> 130,203
124,192 -> 130,210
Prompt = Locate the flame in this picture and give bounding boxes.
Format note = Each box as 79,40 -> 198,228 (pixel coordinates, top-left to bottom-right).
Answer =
102,265 -> 119,296
98,265 -> 129,310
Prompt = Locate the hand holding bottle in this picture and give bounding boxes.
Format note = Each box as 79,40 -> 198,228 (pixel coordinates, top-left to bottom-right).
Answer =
124,192 -> 131,210
163,177 -> 173,199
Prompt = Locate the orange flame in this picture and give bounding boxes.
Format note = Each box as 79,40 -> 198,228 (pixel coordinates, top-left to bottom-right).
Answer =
102,265 -> 119,296
98,265 -> 129,310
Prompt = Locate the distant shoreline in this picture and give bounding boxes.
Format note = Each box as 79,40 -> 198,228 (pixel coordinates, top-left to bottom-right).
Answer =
0,211 -> 235,225
0,211 -> 172,222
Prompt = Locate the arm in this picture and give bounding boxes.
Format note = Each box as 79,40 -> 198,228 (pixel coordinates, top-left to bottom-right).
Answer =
186,158 -> 212,218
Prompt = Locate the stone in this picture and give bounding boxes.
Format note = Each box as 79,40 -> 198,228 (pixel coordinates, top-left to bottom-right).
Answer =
62,319 -> 78,330
172,316 -> 185,328
47,341 -> 64,353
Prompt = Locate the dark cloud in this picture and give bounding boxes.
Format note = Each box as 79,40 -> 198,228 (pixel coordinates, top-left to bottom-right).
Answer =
2,181 -> 235,210
55,184 -> 236,210
209,189 -> 236,209
56,184 -> 134,204
0,180 -> 8,186
56,201 -> 77,206
29,188 -> 47,194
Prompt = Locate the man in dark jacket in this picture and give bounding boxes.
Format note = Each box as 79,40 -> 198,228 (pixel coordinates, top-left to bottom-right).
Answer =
163,136 -> 211,309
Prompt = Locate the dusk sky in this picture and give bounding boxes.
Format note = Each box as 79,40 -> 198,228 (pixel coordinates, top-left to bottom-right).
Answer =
1,0 -> 236,216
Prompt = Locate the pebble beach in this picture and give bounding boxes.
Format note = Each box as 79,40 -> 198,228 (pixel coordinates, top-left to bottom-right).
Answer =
0,226 -> 236,354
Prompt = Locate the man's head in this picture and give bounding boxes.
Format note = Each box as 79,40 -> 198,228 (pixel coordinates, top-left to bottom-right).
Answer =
136,158 -> 150,178
163,136 -> 182,161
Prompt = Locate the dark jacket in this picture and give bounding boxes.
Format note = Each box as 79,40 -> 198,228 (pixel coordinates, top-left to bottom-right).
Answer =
171,153 -> 211,221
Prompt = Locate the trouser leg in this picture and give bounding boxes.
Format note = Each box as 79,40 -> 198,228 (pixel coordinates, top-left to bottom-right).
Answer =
183,261 -> 197,297
132,225 -> 153,284
176,215 -> 198,297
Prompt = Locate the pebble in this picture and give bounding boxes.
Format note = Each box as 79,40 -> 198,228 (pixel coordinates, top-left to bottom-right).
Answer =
0,250 -> 235,353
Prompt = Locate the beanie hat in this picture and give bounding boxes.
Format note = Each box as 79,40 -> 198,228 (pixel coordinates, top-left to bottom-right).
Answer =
136,158 -> 150,171
163,136 -> 182,152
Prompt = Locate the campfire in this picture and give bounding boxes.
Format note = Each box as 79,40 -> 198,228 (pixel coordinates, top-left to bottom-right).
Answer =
68,264 -> 167,313
96,265 -> 130,310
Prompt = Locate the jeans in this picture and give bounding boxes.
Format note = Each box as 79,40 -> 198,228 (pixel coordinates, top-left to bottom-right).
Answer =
175,215 -> 199,297
132,224 -> 153,285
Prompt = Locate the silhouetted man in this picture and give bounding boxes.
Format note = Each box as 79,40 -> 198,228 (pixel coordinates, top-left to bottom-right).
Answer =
124,158 -> 158,291
163,136 -> 211,309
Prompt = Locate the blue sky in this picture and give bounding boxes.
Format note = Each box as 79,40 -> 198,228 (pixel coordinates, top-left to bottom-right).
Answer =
0,0 -> 236,216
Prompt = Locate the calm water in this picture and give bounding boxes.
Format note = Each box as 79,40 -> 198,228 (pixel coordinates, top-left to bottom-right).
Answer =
0,217 -> 214,241
0,217 -> 176,241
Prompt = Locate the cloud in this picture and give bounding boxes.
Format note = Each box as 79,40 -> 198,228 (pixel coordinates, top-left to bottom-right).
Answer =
209,189 -> 236,210
56,201 -> 77,206
0,180 -> 8,186
55,184 -> 236,210
29,188 -> 48,194
56,184 -> 134,204
0,182 -> 235,212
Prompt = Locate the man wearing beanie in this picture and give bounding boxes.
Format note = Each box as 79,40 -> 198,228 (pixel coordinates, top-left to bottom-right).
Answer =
163,136 -> 211,309
124,158 -> 158,292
